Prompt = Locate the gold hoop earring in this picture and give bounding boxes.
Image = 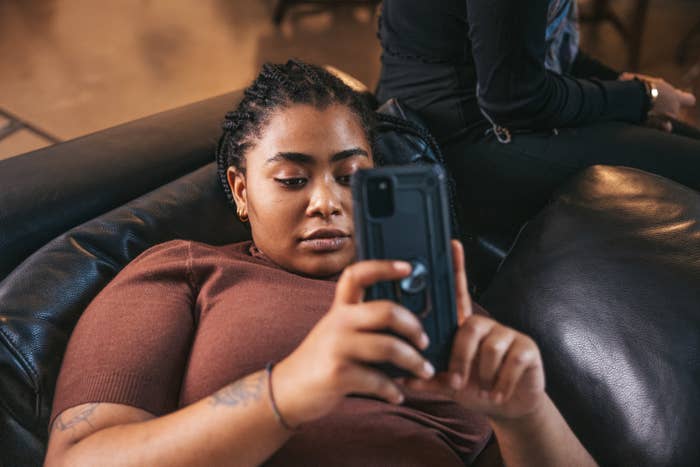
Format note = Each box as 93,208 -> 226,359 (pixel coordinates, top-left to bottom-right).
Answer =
237,209 -> 249,223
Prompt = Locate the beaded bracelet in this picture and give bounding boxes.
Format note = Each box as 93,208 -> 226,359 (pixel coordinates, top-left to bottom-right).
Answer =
265,362 -> 299,431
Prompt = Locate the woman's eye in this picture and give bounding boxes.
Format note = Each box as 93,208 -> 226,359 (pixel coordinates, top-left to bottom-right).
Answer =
275,177 -> 307,188
336,174 -> 352,185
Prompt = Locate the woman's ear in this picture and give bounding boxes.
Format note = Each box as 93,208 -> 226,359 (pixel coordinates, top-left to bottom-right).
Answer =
227,167 -> 247,216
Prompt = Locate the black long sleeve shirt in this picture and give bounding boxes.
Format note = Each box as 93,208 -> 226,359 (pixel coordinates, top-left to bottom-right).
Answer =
378,0 -> 647,135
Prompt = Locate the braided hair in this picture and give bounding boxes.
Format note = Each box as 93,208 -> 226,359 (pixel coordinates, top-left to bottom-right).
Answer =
215,59 -> 376,210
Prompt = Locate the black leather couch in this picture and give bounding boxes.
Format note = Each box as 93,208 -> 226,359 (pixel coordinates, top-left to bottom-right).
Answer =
1,86 -> 699,467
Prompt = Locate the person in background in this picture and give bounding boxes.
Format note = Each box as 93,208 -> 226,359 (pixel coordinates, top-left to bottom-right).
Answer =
377,0 -> 699,252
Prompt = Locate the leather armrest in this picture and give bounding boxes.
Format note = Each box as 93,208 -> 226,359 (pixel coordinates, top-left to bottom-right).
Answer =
481,165 -> 700,466
0,91 -> 242,281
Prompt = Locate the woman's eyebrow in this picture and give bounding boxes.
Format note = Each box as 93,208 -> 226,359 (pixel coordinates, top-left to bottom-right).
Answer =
265,148 -> 368,165
265,152 -> 313,165
330,148 -> 369,162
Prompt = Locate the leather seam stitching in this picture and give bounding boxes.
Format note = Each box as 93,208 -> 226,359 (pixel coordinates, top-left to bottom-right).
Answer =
0,326 -> 41,425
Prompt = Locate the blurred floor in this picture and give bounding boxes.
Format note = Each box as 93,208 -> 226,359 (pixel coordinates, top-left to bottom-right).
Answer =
0,0 -> 698,160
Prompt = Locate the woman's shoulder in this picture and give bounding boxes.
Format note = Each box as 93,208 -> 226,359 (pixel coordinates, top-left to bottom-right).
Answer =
185,239 -> 257,263
126,239 -> 256,271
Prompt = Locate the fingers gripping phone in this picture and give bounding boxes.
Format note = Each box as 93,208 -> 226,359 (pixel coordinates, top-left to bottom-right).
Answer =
352,165 -> 458,378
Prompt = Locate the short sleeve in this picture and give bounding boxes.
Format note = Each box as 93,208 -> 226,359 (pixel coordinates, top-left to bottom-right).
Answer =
50,240 -> 197,424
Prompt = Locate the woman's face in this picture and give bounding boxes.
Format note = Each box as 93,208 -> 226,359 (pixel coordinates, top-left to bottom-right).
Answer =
227,103 -> 373,277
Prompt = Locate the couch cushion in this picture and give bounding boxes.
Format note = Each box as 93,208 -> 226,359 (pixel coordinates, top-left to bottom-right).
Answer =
481,165 -> 700,467
0,91 -> 242,282
0,163 -> 249,466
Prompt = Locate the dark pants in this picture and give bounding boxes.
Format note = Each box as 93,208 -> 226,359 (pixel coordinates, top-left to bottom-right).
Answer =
440,121 -> 700,292
445,120 -> 700,235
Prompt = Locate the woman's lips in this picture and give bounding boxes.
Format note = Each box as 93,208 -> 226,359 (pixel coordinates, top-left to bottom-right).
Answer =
299,236 -> 351,252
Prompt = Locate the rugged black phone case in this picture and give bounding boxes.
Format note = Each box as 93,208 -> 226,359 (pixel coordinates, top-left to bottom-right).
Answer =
352,165 -> 458,377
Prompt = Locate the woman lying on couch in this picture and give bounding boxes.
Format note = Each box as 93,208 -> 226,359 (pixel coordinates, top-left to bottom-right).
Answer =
44,60 -> 596,467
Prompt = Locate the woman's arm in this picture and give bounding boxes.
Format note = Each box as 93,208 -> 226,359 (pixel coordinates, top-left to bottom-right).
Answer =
46,241 -> 297,466
488,396 -> 596,467
45,370 -> 294,467
468,0 -> 646,129
403,241 -> 597,466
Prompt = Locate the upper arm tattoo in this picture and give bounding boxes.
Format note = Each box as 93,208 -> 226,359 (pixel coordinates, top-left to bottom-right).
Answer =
52,403 -> 99,433
210,371 -> 266,408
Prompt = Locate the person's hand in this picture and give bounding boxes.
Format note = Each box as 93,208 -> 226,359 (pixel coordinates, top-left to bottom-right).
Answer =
619,72 -> 696,127
400,241 -> 546,422
272,260 -> 435,427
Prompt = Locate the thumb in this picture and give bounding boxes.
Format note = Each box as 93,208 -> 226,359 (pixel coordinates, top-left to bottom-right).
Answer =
451,240 -> 473,324
647,114 -> 673,133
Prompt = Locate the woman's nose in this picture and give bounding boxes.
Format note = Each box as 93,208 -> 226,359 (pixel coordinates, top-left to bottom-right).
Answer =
306,179 -> 342,218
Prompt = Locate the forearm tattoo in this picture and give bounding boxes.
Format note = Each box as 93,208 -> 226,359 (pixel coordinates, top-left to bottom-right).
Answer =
53,403 -> 98,432
210,372 -> 265,408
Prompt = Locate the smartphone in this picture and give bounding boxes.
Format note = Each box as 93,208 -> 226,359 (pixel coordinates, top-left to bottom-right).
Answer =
352,164 -> 458,377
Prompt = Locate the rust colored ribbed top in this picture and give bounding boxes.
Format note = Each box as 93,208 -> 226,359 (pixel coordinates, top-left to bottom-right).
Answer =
52,240 -> 491,466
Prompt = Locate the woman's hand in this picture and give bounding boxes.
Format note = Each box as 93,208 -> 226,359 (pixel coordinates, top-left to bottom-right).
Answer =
619,72 -> 696,126
272,260 -> 435,428
401,241 -> 546,422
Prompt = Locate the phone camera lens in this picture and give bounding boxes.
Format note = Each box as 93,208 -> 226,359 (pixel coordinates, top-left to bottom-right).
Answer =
367,177 -> 394,218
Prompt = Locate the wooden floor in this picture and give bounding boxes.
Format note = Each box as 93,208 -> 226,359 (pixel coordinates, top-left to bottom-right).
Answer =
0,0 -> 698,160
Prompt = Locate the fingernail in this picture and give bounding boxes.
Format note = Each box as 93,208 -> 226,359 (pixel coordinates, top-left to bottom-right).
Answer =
450,373 -> 462,390
419,332 -> 430,349
422,361 -> 435,378
492,392 -> 503,404
394,261 -> 411,272
395,393 -> 404,404
479,390 -> 489,399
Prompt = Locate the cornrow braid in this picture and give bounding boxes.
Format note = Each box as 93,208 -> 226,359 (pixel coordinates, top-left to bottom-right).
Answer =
216,59 -> 376,211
